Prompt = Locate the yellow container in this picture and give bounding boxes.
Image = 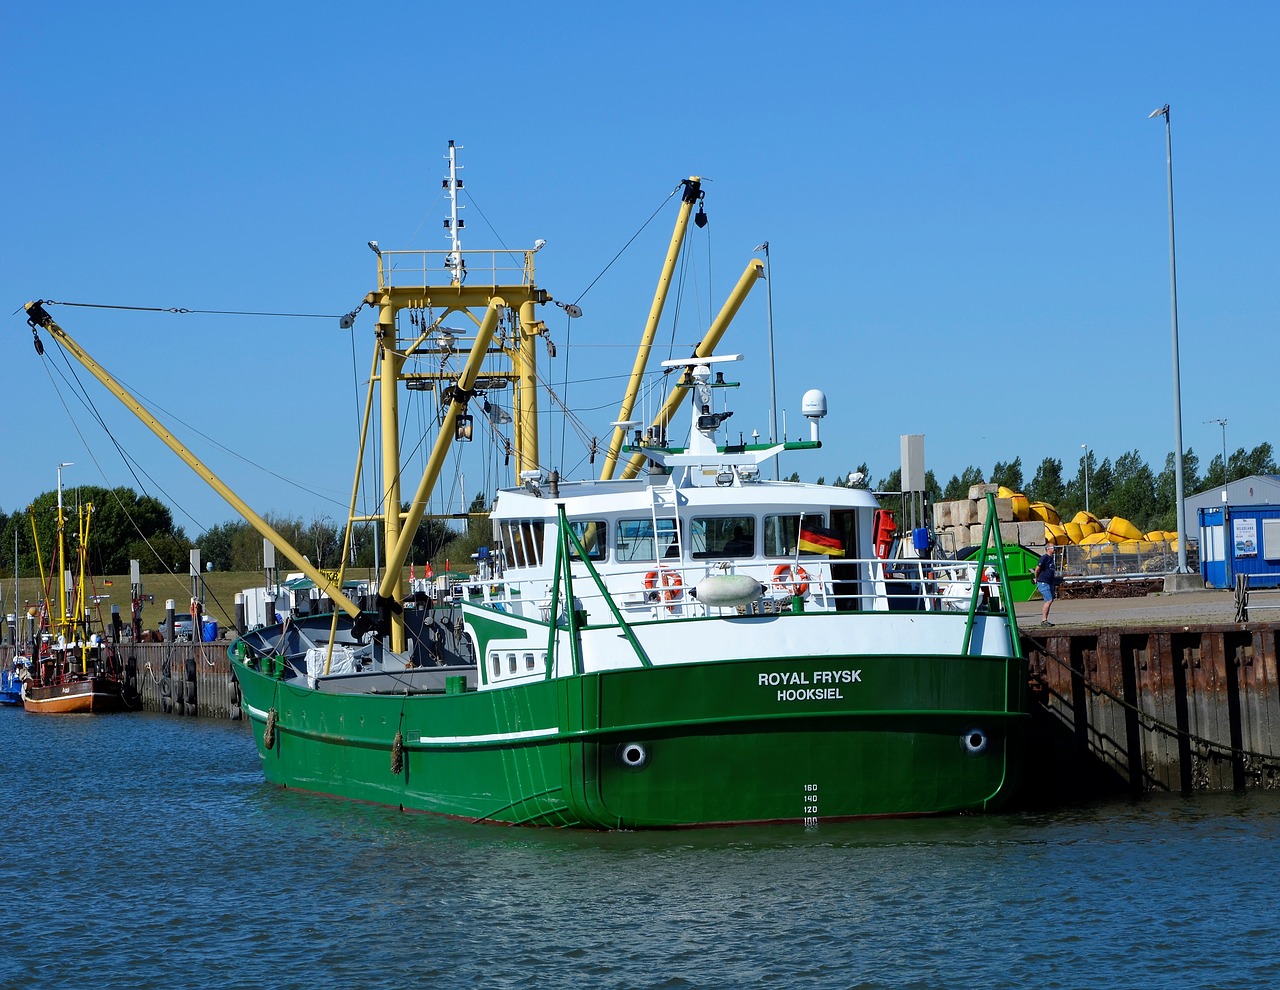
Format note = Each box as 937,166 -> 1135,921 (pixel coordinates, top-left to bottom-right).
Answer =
1079,532 -> 1110,546
1071,510 -> 1099,527
1009,494 -> 1030,521
1030,502 -> 1061,525
1064,521 -> 1086,544
1107,516 -> 1143,541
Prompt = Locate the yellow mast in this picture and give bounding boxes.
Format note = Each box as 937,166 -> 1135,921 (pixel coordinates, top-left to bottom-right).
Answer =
620,259 -> 765,479
599,177 -> 703,481
54,463 -> 70,649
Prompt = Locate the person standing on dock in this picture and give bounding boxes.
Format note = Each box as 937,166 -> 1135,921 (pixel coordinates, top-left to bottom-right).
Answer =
1034,546 -> 1057,626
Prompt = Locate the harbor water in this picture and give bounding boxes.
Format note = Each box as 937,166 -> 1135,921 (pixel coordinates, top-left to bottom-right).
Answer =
3,711 -> 1279,989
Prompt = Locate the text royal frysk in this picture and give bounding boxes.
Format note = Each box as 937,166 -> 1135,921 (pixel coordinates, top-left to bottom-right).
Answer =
758,669 -> 861,702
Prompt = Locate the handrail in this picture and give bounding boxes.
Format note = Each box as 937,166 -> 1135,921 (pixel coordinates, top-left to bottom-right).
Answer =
469,554 -> 1001,620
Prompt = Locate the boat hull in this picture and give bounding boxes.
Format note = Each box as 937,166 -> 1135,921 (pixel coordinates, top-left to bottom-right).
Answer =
234,649 -> 1026,828
23,676 -> 129,714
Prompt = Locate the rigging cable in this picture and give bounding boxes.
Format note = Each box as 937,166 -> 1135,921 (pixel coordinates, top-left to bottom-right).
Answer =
556,183 -> 685,468
39,299 -> 344,319
35,349 -> 210,605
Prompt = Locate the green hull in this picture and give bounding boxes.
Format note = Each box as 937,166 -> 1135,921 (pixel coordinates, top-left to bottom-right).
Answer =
234,649 -> 1026,828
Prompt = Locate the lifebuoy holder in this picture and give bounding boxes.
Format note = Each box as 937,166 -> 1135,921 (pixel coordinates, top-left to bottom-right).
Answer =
772,563 -> 811,597
644,568 -> 684,610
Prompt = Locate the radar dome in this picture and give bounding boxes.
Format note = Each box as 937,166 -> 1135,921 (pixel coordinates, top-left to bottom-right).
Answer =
801,389 -> 828,419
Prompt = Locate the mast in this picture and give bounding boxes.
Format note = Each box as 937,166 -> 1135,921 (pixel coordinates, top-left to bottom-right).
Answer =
444,139 -> 465,286
619,259 -> 766,480
599,177 -> 703,481
54,462 -> 72,651
358,142 -> 565,649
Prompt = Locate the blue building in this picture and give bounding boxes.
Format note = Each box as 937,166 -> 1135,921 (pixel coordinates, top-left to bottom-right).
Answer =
1189,475 -> 1280,589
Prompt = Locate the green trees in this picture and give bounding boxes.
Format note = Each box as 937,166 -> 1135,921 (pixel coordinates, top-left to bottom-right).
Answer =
1027,458 -> 1065,506
0,485 -> 188,577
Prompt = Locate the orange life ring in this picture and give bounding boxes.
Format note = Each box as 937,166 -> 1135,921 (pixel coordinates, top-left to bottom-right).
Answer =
772,564 -> 811,597
644,568 -> 684,609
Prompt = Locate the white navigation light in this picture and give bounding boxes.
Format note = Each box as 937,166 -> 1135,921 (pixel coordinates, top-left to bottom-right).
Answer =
533,239 -> 547,252
367,240 -> 381,256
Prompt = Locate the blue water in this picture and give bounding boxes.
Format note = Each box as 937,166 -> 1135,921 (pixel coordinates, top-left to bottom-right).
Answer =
2,710 -> 1278,989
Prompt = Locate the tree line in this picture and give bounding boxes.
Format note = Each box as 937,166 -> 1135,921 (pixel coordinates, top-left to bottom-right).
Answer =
0,486 -> 492,579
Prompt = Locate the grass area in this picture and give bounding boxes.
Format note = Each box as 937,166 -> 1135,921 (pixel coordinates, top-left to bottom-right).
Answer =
2,566 -> 399,636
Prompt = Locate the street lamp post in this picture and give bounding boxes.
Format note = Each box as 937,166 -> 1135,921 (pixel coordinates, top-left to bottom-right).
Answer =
1081,443 -> 1090,514
1149,103 -> 1190,574
753,241 -> 779,480
1206,418 -> 1228,487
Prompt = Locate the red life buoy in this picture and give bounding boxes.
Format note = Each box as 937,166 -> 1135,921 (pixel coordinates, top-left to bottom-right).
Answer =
644,568 -> 684,610
772,564 -> 811,597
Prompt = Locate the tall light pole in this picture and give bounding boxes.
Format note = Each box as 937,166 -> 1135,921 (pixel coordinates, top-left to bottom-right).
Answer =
1080,443 -> 1090,514
1149,103 -> 1189,574
1206,417 -> 1228,487
753,241 -> 779,479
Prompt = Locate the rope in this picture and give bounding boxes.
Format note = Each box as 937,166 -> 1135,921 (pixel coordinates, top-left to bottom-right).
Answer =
1033,638 -> 1280,772
42,299 -> 342,319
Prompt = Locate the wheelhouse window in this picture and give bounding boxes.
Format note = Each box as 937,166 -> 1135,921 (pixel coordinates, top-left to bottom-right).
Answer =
616,518 -> 679,562
765,514 -> 827,558
500,520 -> 545,568
568,520 -> 608,561
693,516 -> 756,558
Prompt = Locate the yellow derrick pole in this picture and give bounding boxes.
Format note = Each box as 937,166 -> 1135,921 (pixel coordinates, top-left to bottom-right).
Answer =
24,303 -> 363,617
513,299 -> 545,477
599,177 -> 702,481
75,504 -> 92,660
621,259 -> 765,480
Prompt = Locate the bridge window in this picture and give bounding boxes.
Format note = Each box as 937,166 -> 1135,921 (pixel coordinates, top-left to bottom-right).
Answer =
568,520 -> 608,561
765,514 -> 828,558
616,518 -> 679,562
500,521 -> 545,568
692,516 -> 756,558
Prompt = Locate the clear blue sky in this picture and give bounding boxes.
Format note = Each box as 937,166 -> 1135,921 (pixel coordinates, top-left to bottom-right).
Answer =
4,1 -> 1278,538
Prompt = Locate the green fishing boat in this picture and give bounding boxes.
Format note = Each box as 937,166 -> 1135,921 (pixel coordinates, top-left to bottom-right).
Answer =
25,144 -> 1027,826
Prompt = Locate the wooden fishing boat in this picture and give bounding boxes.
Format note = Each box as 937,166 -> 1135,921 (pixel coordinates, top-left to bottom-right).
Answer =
20,470 -> 133,715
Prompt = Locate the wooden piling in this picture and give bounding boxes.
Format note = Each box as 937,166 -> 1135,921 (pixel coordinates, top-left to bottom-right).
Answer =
1024,621 -> 1280,803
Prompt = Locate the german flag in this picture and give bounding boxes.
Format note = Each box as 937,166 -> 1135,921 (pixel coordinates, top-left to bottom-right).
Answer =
799,523 -> 845,557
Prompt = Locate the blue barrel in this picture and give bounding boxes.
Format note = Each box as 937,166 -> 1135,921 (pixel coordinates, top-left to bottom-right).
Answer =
202,620 -> 218,642
912,527 -> 931,552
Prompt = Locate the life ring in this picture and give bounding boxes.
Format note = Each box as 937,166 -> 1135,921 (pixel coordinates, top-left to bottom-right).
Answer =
644,568 -> 684,610
772,564 -> 811,597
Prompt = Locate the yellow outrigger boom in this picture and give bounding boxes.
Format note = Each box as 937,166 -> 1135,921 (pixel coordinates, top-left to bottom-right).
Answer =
24,300 -> 364,617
